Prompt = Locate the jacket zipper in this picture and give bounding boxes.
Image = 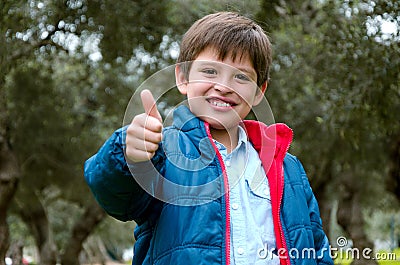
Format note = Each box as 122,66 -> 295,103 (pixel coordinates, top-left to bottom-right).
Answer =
204,123 -> 231,265
253,123 -> 292,265
277,164 -> 290,265
277,130 -> 293,265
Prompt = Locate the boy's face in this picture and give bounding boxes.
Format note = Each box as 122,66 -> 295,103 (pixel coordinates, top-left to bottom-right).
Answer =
176,47 -> 266,131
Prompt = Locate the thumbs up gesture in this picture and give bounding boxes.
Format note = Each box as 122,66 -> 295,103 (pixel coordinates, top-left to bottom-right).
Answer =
126,90 -> 163,163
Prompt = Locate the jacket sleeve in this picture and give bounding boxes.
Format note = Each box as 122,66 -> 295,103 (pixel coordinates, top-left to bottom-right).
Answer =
84,126 -> 161,222
297,158 -> 334,265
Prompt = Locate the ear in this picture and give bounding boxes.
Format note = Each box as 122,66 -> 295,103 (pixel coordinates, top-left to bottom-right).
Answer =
252,81 -> 268,106
175,65 -> 188,95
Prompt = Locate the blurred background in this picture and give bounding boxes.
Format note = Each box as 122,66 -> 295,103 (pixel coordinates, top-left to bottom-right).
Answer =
1,0 -> 399,264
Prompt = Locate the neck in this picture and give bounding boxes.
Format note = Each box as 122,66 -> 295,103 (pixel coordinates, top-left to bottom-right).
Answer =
210,127 -> 239,154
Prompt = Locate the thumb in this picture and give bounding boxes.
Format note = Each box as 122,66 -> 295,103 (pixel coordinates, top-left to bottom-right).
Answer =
140,89 -> 162,122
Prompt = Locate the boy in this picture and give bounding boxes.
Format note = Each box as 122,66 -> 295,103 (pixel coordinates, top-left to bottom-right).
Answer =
84,12 -> 333,265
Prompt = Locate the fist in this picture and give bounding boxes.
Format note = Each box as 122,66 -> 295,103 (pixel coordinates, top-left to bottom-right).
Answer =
126,89 -> 163,163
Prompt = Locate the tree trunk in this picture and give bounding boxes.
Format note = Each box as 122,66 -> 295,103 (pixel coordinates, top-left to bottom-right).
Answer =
387,132 -> 400,202
0,216 -> 10,265
17,193 -> 57,265
0,127 -> 20,265
313,166 -> 333,240
317,190 -> 333,241
60,201 -> 106,265
309,156 -> 334,241
9,241 -> 23,265
337,186 -> 378,265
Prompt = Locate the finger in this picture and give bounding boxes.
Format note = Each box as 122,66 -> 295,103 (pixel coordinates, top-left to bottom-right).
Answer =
129,126 -> 162,144
142,115 -> 163,133
125,135 -> 158,162
126,148 -> 155,163
131,114 -> 162,134
143,129 -> 163,144
140,89 -> 162,122
127,135 -> 160,151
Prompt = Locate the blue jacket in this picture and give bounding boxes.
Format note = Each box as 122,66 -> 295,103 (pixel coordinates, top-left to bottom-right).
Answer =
84,106 -> 333,265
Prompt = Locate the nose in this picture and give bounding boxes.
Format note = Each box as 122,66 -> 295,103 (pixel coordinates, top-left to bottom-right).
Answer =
213,81 -> 233,94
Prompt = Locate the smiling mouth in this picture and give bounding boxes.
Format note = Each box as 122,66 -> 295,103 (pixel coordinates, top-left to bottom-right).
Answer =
207,98 -> 237,108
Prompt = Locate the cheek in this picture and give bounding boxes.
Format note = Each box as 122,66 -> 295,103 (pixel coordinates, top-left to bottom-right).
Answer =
237,91 -> 256,106
186,88 -> 200,101
186,88 -> 205,109
245,89 -> 261,104
186,82 -> 210,97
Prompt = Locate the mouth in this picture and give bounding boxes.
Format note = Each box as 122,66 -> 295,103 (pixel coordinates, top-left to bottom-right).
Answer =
207,97 -> 237,108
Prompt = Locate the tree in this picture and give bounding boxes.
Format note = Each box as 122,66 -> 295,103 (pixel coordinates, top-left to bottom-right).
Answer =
2,1 -> 265,263
2,0 -> 171,263
1,1 -> 29,263
4,1 -> 398,264
258,0 -> 400,264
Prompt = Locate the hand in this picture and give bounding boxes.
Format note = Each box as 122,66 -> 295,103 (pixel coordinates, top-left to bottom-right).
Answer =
126,89 -> 163,163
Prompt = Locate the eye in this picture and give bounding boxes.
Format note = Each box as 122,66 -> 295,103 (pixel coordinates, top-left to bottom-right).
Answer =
201,68 -> 217,75
235,73 -> 251,82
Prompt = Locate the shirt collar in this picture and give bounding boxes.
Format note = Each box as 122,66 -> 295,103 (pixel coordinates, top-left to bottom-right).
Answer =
213,125 -> 248,156
237,124 -> 248,150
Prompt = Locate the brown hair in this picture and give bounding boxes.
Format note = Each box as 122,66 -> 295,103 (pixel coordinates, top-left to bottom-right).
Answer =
177,12 -> 272,87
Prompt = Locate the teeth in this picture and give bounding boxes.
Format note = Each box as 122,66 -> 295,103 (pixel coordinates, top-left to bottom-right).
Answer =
211,100 -> 231,107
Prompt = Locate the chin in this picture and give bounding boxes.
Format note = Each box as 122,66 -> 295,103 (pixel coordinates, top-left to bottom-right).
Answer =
191,108 -> 241,130
205,118 -> 240,132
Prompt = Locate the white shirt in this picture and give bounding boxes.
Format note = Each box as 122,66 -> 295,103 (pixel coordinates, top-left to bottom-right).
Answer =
214,126 -> 280,265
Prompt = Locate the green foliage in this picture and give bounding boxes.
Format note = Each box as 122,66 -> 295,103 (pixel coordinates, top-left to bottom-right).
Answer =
7,215 -> 35,247
258,0 -> 400,208
365,211 -> 400,243
1,0 -> 198,257
47,199 -> 84,251
2,0 -> 399,260
92,216 -> 135,260
86,0 -> 170,62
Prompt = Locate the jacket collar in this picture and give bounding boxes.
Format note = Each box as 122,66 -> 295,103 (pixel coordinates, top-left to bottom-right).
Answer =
172,105 -> 293,160
172,105 -> 204,132
243,120 -> 293,163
